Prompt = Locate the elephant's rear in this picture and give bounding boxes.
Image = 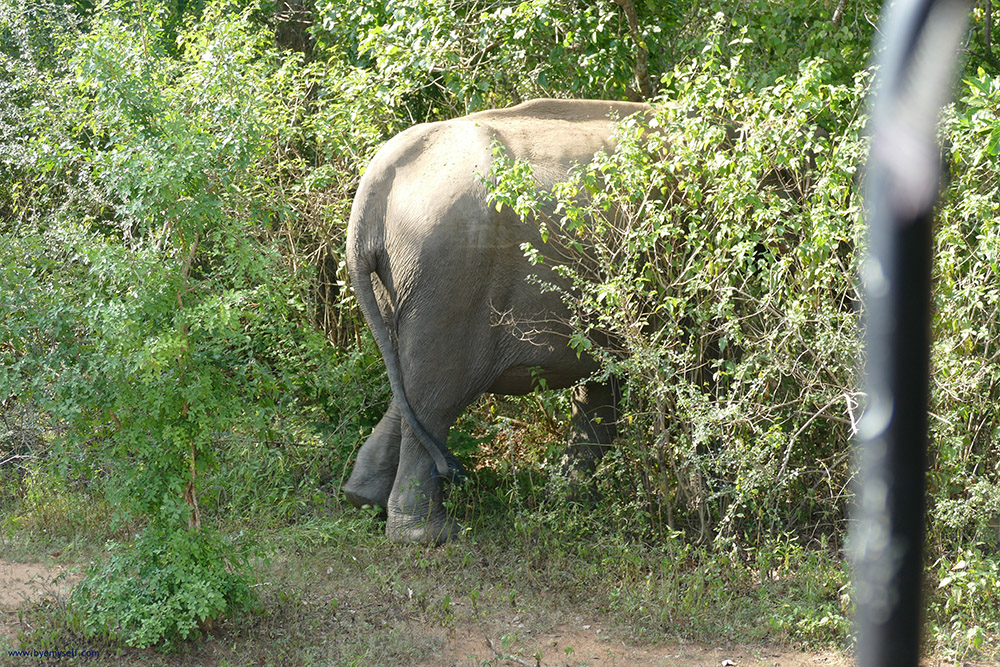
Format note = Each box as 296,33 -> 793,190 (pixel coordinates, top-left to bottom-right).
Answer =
345,98 -> 649,543
348,99 -> 651,402
344,121 -> 480,479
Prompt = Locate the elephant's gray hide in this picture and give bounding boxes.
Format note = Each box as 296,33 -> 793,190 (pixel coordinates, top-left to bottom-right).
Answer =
344,98 -> 648,544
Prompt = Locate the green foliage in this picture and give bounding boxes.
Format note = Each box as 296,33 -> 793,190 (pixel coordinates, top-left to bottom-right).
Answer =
490,48 -> 869,545
966,2 -> 1000,76
912,73 -> 1000,657
313,0 -> 679,118
203,341 -> 391,527
4,1 -> 288,520
929,549 -> 1000,659
0,0 -> 364,646
69,524 -> 255,649
671,0 -> 878,87
926,66 -> 1000,563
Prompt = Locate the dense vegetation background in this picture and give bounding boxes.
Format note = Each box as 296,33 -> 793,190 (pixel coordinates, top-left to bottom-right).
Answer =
1,0 -> 999,660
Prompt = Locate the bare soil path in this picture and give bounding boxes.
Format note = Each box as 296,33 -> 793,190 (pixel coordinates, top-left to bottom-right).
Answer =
412,620 -> 851,666
0,559 -> 81,641
2,558 -> 847,666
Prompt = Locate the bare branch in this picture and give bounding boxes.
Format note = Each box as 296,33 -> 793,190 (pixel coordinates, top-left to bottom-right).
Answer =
0,454 -> 35,467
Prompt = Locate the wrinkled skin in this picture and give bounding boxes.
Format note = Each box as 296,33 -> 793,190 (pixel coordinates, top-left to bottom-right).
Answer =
344,99 -> 649,544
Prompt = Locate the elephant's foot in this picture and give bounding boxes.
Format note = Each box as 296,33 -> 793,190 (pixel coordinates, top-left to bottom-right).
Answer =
344,480 -> 390,510
344,446 -> 399,510
385,507 -> 461,545
560,442 -> 610,478
345,403 -> 403,509
344,464 -> 394,509
560,443 -> 610,506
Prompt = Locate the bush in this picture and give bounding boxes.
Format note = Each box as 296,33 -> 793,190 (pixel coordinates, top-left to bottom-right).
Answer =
0,0 -> 365,644
930,69 -> 1000,554
69,525 -> 254,649
312,0 -> 677,116
490,48 -> 869,546
928,549 -> 1000,659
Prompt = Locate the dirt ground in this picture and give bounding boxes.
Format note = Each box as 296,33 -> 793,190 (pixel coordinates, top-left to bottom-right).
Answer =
413,621 -> 852,667
0,559 -> 81,641
0,559 -> 977,667
0,557 -> 847,666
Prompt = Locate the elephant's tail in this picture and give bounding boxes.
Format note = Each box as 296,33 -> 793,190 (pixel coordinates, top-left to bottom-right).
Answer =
346,232 -> 460,482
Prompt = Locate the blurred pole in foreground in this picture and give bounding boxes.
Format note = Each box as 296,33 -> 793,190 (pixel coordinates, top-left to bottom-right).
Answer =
852,1 -> 969,666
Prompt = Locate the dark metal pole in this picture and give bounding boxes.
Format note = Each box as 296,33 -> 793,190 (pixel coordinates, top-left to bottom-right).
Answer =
853,1 -> 969,666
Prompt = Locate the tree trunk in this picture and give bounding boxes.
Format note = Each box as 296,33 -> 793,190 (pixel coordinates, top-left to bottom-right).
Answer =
613,0 -> 653,100
177,233 -> 201,532
185,441 -> 201,531
986,0 -> 993,61
275,0 -> 314,57
832,0 -> 849,27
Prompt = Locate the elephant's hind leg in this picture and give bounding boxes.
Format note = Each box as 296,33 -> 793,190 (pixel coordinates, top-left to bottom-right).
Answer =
386,417 -> 461,545
561,380 -> 620,500
344,400 -> 402,510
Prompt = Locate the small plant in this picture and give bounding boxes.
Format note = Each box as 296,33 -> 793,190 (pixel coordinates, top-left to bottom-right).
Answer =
69,525 -> 254,648
928,550 -> 1000,659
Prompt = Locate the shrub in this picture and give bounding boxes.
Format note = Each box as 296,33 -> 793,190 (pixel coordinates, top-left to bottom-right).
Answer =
0,0 -> 357,645
930,69 -> 1000,554
69,525 -> 254,649
490,49 -> 870,546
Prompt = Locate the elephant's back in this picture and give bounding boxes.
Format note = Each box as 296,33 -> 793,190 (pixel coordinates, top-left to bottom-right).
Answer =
358,98 -> 650,208
348,97 -> 648,292
462,98 -> 649,182
349,98 -> 651,287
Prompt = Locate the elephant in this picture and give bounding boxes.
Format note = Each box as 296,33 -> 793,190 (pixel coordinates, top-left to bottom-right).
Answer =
343,98 -> 650,544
